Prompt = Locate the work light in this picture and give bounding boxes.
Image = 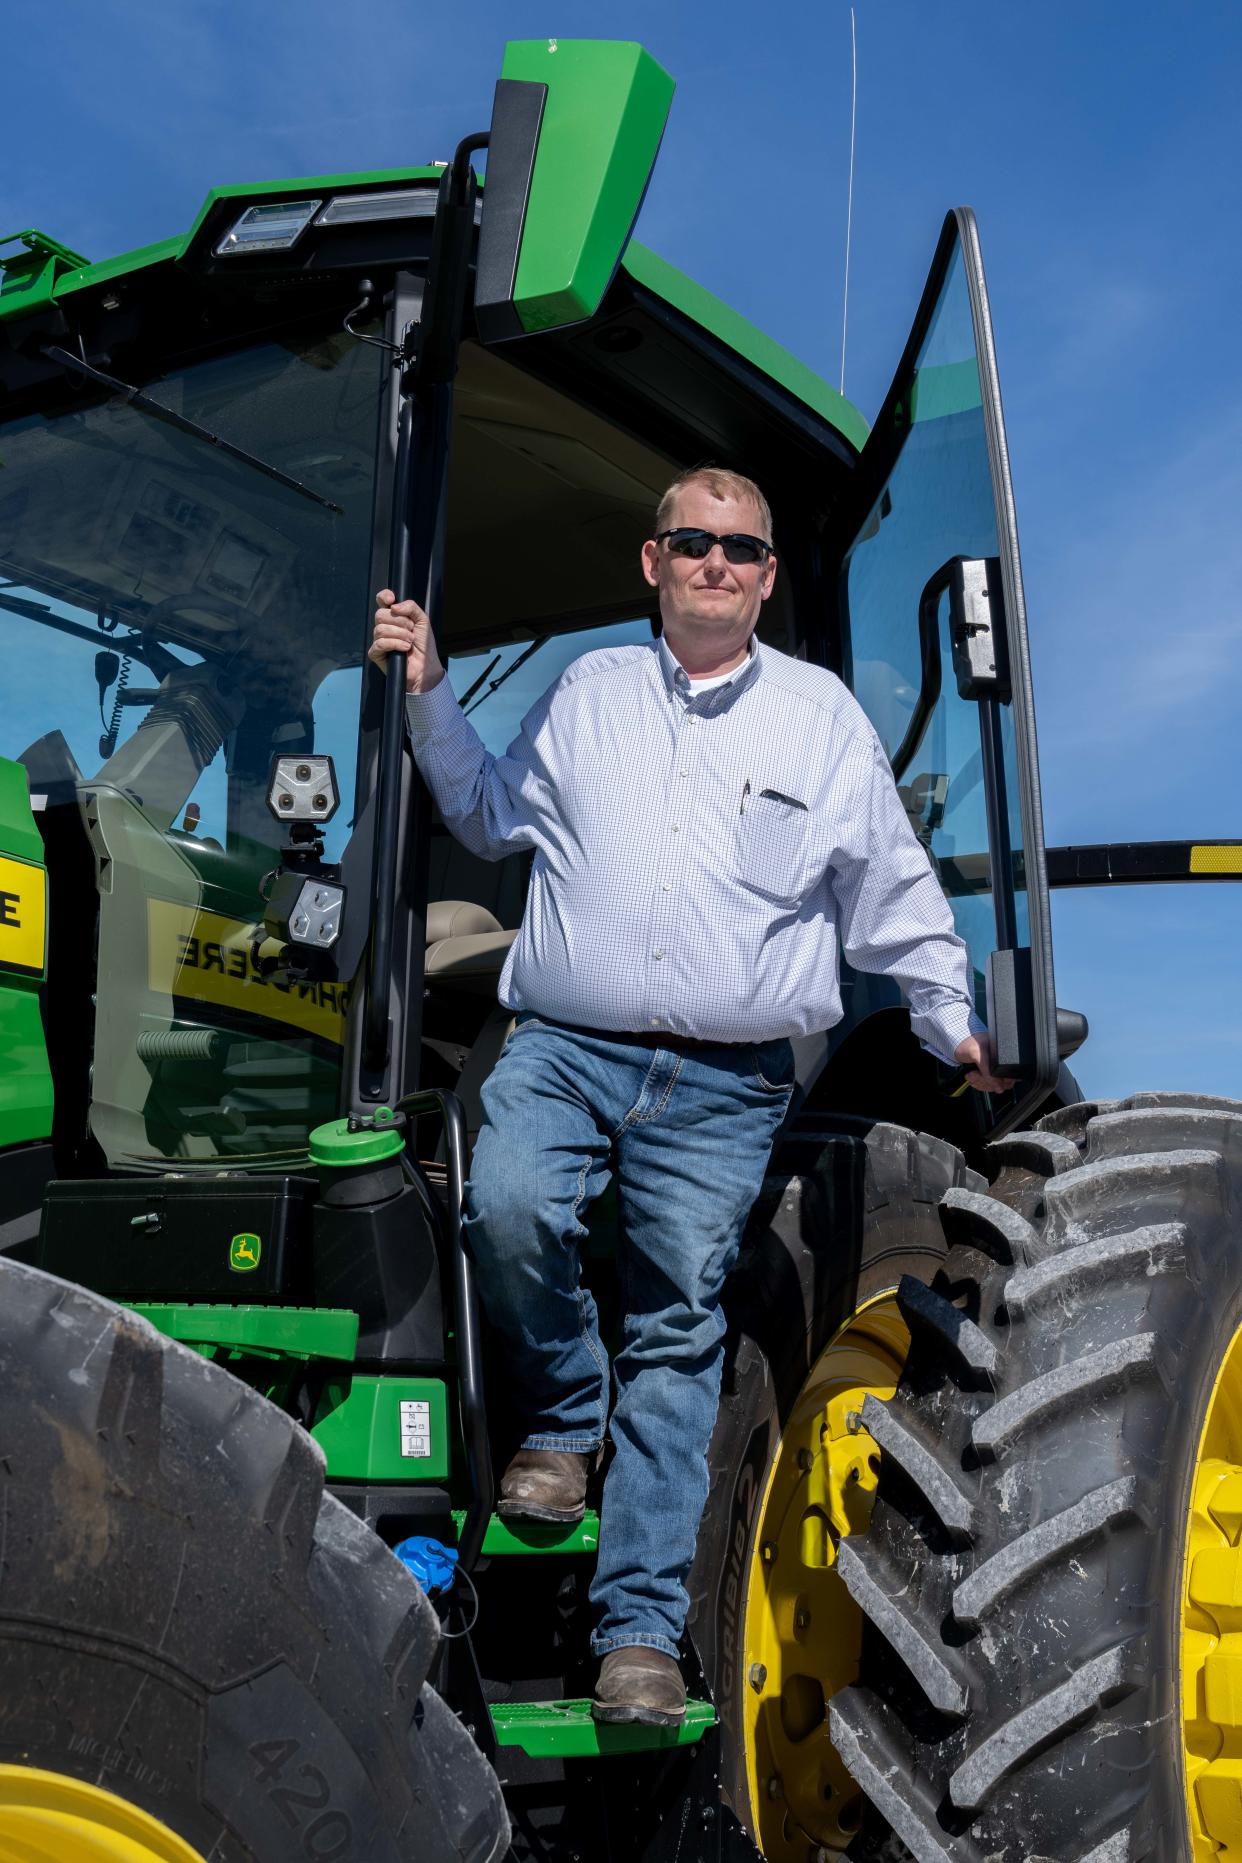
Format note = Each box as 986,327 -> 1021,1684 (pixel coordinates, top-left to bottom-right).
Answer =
315,189 -> 439,227
215,199 -> 323,258
266,755 -> 339,824
286,878 -> 345,949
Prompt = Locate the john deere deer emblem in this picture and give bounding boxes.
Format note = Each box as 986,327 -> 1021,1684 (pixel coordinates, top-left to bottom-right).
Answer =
229,1232 -> 261,1273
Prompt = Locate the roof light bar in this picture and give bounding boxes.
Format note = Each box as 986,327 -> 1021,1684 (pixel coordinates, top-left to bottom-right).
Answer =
215,199 -> 323,258
315,189 -> 439,227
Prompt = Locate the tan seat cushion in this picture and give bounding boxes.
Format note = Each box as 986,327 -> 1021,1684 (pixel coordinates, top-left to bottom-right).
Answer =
425,898 -> 504,944
424,929 -> 519,994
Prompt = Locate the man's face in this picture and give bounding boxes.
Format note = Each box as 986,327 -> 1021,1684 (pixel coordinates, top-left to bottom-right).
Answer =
641,486 -> 777,641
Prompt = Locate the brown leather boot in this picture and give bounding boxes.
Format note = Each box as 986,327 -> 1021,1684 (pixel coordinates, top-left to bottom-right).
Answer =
496,1447 -> 594,1524
591,1647 -> 686,1726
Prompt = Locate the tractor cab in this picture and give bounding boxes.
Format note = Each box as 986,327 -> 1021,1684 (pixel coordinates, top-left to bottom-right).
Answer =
0,54 -> 1064,1203
13,36 -> 1230,1863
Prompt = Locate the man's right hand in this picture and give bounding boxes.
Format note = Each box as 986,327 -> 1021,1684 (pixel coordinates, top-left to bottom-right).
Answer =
369,589 -> 445,695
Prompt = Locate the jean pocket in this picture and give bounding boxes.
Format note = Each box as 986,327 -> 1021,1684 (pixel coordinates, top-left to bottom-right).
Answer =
735,792 -> 811,904
751,1039 -> 796,1093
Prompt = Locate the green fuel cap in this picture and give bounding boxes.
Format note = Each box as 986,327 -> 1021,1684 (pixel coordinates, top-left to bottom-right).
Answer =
309,1107 -> 406,1168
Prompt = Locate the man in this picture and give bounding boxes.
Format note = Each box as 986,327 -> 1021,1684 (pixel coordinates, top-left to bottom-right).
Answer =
369,467 -> 1009,1726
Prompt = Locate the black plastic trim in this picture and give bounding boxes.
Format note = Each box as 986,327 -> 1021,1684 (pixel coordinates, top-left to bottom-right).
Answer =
1045,840 -> 1242,887
474,79 -> 548,345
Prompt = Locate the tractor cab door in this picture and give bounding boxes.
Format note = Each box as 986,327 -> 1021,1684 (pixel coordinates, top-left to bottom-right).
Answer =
832,209 -> 1059,1125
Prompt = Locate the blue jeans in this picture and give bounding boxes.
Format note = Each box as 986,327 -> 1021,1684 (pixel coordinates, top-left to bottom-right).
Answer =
464,1016 -> 795,1657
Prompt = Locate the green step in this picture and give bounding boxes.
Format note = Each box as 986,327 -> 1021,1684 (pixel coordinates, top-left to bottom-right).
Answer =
490,1698 -> 715,1758
452,1509 -> 600,1556
128,1302 -> 359,1362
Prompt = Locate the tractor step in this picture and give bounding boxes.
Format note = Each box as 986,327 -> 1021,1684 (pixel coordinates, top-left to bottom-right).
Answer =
452,1509 -> 600,1555
128,1302 -> 359,1361
490,1698 -> 715,1758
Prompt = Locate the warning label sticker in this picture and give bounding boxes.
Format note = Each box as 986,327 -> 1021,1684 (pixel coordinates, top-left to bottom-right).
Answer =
399,1399 -> 432,1460
0,853 -> 47,979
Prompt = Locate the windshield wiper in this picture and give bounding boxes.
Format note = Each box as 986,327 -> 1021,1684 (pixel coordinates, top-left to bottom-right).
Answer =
463,636 -> 548,719
40,344 -> 342,514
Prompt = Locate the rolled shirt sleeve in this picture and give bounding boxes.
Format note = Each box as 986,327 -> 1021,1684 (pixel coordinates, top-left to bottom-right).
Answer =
830,736 -> 987,1064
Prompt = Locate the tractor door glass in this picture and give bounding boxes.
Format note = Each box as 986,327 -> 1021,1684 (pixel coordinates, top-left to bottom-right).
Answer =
836,214 -> 1055,1094
0,327 -> 386,1168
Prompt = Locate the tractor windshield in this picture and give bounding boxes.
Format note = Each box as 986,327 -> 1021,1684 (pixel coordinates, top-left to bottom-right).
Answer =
0,324 -> 386,1168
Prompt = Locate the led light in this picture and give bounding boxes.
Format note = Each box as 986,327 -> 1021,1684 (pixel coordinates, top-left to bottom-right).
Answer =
266,754 -> 339,823
289,879 -> 345,948
215,199 -> 323,258
315,189 -> 439,227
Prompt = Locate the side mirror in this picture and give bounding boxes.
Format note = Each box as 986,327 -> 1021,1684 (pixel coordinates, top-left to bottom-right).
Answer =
474,40 -> 675,344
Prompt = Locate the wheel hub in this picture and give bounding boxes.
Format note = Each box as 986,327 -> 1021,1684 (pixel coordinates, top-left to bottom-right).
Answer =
0,1765 -> 205,1862
1185,1318 -> 1242,1860
741,1296 -> 909,1862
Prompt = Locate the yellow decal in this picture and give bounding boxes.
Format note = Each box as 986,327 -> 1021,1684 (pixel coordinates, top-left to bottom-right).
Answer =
0,853 -> 47,979
229,1232 -> 262,1272
146,898 -> 348,1045
1191,845 -> 1242,876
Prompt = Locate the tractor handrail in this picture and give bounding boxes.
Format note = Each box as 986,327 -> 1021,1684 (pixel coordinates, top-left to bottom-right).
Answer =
362,132 -> 487,1082
889,560 -> 947,783
398,1088 -> 493,1576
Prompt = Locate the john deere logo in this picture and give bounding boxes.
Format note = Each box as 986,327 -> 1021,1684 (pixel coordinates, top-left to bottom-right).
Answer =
229,1233 -> 261,1273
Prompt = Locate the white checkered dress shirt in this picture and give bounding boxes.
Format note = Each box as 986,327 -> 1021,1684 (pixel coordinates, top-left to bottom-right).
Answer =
406,634 -> 985,1060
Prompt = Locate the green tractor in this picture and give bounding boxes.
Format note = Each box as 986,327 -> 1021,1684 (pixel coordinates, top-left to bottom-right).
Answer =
0,36 -> 1239,1863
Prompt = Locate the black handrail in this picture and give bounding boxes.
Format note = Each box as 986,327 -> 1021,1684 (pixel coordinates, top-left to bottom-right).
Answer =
397,1088 -> 493,1576
890,559 -> 949,782
361,130 -> 487,1080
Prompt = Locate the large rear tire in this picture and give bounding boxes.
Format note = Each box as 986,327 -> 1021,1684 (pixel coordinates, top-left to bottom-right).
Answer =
830,1091 -> 1242,1863
0,1255 -> 509,1863
690,1117 -> 980,1861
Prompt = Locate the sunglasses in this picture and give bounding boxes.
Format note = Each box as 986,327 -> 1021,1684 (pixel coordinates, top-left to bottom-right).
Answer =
655,527 -> 773,567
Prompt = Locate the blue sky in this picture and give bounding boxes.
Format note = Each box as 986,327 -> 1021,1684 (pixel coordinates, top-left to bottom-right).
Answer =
4,0 -> 1239,1101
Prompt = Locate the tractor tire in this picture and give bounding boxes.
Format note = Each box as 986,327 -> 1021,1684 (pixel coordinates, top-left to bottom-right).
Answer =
690,1116 -> 982,1863
830,1091 -> 1242,1863
0,1253 -> 509,1863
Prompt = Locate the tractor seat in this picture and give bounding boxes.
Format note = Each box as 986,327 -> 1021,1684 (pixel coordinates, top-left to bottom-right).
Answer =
425,899 -> 518,995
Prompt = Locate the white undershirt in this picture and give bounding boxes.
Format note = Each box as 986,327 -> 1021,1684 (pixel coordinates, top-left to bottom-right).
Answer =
657,631 -> 754,699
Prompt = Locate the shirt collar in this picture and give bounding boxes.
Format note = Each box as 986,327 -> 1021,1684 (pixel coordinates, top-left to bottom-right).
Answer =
655,632 -> 762,713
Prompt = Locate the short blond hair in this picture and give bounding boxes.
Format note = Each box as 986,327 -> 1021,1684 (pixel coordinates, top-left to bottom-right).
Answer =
655,467 -> 773,544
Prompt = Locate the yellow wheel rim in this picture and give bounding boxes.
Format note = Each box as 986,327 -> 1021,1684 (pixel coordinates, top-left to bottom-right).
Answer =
0,1766 -> 205,1863
741,1292 -> 909,1862
1185,1317 -> 1242,1860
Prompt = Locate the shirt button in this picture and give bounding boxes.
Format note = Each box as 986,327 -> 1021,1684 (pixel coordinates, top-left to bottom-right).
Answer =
649,1017 -> 662,1028
671,824 -> 679,833
653,949 -> 664,960
661,884 -> 671,893
679,768 -> 690,777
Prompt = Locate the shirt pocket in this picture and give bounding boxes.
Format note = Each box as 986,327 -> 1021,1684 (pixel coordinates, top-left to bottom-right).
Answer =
734,788 -> 812,905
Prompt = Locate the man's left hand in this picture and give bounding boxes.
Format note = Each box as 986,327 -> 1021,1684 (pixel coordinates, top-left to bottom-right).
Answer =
954,1033 -> 1015,1095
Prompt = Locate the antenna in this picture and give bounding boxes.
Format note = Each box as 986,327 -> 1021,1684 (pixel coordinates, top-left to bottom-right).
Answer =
840,5 -> 858,396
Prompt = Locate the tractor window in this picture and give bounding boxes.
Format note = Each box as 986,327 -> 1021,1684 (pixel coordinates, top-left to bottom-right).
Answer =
447,617 -> 654,756
840,237 -> 1031,997
0,326 -> 386,1168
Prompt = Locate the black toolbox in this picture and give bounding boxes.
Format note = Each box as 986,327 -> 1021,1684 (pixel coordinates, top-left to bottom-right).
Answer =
38,1175 -> 318,1303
